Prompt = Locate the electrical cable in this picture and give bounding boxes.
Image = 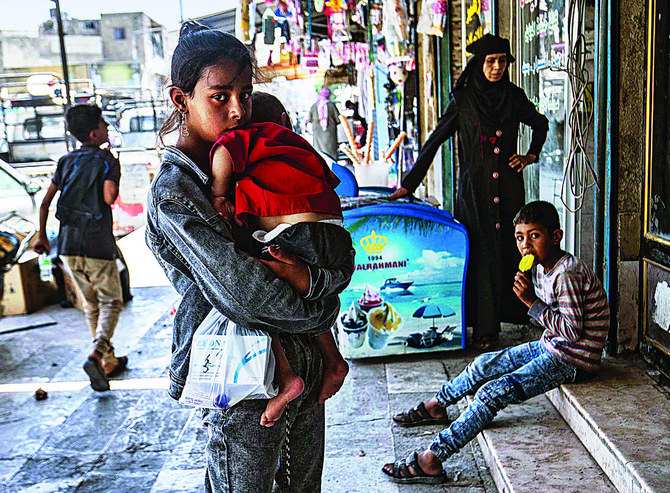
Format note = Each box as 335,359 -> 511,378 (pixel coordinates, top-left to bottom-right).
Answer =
550,0 -> 597,213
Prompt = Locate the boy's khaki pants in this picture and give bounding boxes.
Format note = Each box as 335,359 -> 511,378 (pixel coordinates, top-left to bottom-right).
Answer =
61,255 -> 123,368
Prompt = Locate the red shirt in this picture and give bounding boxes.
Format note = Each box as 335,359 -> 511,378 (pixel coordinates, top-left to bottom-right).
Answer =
210,122 -> 342,219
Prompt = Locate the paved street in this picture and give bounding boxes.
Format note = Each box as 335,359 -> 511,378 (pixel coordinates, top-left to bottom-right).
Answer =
0,279 -> 502,492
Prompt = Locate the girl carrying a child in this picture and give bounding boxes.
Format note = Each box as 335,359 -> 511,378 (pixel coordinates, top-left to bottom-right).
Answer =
147,22 -> 351,493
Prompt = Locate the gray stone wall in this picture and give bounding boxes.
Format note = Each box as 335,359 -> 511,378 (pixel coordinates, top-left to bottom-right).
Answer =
616,1 -> 646,351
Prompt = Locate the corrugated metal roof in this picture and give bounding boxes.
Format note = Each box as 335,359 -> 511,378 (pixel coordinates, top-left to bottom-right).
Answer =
195,10 -> 236,35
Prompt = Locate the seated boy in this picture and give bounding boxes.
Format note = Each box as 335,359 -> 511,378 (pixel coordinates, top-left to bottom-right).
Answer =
382,200 -> 610,484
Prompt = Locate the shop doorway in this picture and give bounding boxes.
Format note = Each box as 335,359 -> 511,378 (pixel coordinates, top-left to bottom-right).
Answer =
642,0 -> 670,374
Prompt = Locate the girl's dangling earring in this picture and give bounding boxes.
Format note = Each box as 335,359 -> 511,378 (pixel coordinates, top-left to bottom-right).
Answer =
180,111 -> 190,137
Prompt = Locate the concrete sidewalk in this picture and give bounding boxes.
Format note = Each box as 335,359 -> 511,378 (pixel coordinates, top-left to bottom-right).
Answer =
0,284 -> 498,492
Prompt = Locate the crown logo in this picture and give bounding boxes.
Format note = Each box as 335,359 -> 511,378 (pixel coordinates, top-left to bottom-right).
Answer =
360,231 -> 387,254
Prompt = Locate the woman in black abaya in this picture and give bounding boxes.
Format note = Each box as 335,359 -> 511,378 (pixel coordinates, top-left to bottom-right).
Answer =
392,35 -> 549,348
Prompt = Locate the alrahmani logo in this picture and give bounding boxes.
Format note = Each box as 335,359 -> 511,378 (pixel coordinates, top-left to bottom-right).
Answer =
355,230 -> 407,271
360,231 -> 387,254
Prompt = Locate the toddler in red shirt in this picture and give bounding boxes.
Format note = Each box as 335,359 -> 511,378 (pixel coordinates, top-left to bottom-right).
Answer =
210,92 -> 353,427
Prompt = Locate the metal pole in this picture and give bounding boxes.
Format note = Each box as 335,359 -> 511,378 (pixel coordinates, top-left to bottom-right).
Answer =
179,0 -> 184,23
51,0 -> 72,151
308,0 -> 313,43
51,0 -> 71,110
594,0 -> 607,282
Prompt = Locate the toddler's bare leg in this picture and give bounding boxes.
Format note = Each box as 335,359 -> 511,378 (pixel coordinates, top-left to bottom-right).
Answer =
261,333 -> 305,427
315,330 -> 349,404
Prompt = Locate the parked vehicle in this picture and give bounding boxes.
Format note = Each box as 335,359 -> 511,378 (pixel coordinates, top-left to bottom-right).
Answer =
115,104 -> 165,149
0,158 -> 41,218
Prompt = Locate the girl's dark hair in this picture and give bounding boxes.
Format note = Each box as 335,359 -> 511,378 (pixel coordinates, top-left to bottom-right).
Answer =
159,21 -> 257,144
513,200 -> 561,232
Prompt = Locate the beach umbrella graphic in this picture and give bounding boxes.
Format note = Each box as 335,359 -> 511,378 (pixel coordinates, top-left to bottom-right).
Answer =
412,304 -> 456,329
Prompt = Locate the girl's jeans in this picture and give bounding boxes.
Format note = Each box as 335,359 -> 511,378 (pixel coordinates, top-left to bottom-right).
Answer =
430,340 -> 578,461
201,335 -> 325,493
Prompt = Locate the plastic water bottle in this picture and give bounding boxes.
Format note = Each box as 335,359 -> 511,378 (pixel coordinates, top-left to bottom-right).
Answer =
38,254 -> 53,282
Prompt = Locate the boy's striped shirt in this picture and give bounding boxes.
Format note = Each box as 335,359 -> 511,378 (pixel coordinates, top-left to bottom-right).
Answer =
528,253 -> 610,371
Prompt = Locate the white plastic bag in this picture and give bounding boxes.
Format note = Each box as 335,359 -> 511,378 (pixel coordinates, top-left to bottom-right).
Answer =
180,308 -> 277,409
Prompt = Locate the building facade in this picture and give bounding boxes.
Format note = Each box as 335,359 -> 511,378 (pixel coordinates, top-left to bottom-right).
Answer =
0,10 -> 168,98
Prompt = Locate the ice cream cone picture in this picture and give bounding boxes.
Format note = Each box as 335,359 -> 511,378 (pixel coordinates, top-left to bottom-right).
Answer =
518,254 -> 535,272
358,285 -> 383,311
338,302 -> 368,348
368,302 -> 402,349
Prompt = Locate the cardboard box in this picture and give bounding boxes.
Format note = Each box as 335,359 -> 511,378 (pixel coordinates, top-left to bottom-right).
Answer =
1,252 -> 59,316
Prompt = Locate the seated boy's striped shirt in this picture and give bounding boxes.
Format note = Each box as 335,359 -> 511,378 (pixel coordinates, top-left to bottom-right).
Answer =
528,252 -> 610,371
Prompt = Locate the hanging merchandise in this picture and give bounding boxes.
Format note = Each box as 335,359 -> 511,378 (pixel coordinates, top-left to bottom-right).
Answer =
273,1 -> 292,42
417,0 -> 448,37
388,62 -> 408,85
328,10 -> 349,40
332,41 -> 345,66
314,0 -> 325,13
369,2 -> 383,35
383,0 -> 410,57
239,0 -> 251,43
325,0 -> 349,41
383,77 -> 399,134
263,8 -> 276,45
325,0 -> 344,11
351,0 -> 366,27
301,38 -> 320,71
354,43 -> 369,71
318,39 -> 333,70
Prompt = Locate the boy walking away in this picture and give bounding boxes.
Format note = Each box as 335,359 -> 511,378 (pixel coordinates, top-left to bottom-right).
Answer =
382,200 -> 609,483
33,104 -> 127,392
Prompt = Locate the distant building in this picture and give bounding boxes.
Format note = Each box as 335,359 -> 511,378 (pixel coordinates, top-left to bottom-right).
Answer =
0,10 -> 168,99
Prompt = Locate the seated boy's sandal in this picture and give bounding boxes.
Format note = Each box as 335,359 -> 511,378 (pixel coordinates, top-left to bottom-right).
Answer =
383,451 -> 448,484
392,402 -> 452,427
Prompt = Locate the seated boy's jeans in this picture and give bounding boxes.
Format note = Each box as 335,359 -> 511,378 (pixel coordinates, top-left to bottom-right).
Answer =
430,340 -> 577,461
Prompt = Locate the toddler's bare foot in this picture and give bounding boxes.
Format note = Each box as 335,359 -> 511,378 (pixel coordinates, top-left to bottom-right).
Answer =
260,374 -> 304,427
318,358 -> 349,404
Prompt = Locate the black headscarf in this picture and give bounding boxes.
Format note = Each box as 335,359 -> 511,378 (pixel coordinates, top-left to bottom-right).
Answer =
452,34 -> 516,127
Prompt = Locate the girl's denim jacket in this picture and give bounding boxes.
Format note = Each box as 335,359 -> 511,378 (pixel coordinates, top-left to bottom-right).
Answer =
146,146 -> 353,400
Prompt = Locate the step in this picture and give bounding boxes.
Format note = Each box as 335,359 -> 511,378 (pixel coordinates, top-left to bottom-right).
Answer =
462,393 -> 617,493
546,359 -> 670,493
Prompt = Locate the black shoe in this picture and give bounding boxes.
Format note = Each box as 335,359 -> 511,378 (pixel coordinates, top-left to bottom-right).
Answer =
83,358 -> 110,391
106,356 -> 128,378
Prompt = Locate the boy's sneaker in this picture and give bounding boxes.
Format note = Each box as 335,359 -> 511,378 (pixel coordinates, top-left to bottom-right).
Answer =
83,357 -> 110,391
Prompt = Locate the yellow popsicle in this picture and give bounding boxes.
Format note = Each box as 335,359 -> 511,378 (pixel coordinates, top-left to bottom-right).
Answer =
518,254 -> 535,272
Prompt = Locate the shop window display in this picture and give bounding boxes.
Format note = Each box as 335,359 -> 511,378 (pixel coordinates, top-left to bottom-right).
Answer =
518,0 -> 567,220
648,0 -> 670,242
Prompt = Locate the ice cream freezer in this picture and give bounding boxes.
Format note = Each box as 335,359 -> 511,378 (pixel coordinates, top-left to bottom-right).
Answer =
336,200 -> 469,359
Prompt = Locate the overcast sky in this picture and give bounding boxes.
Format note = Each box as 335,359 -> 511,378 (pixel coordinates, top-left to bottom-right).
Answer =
0,0 -> 238,32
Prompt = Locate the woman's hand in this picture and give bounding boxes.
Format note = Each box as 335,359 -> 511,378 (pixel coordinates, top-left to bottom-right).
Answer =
390,187 -> 409,200
509,154 -> 536,173
258,246 -> 310,296
513,271 -> 537,308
